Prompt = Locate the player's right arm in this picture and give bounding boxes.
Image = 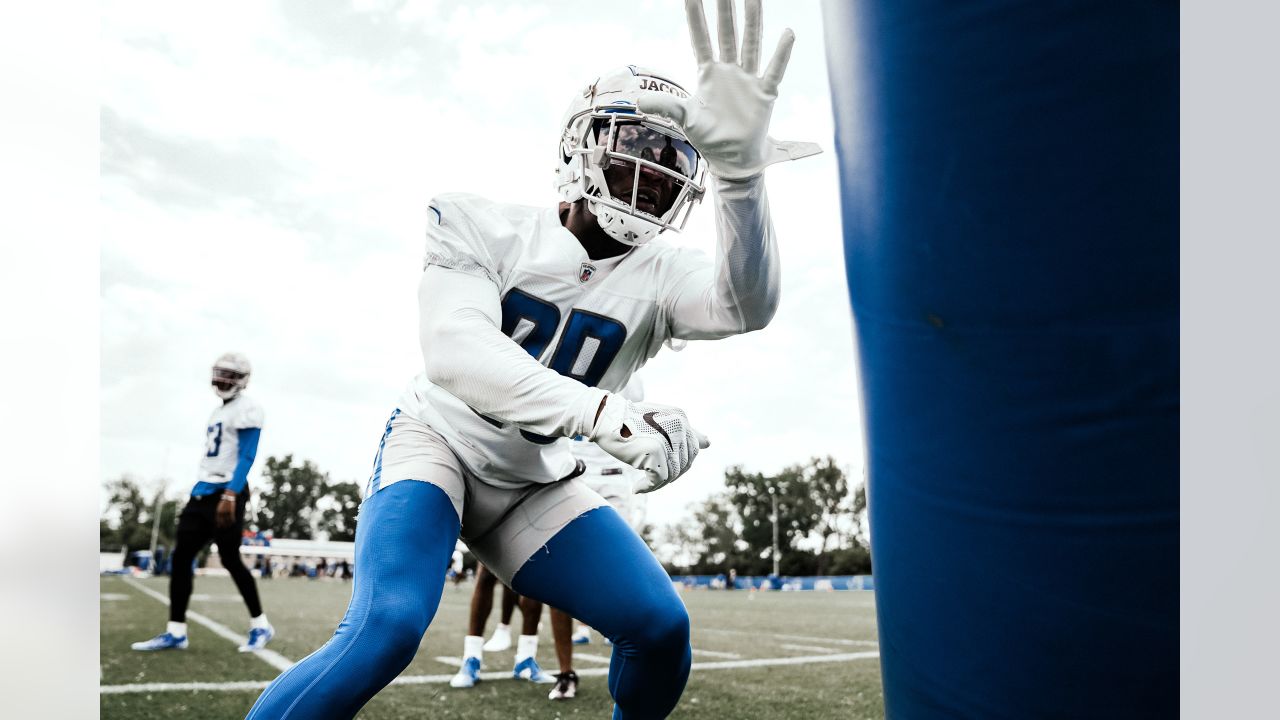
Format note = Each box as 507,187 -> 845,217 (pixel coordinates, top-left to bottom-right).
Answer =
417,264 -> 606,440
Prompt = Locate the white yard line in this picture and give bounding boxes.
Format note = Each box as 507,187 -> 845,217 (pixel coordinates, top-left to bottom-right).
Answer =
702,627 -> 880,647
771,632 -> 880,647
435,651 -> 612,667
101,650 -> 880,695
121,577 -> 295,673
780,643 -> 840,654
688,651 -> 879,671
437,646 -> 733,667
691,647 -> 742,659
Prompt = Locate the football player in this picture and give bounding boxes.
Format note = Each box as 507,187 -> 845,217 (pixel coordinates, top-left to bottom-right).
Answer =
246,1 -> 816,717
132,352 -> 274,653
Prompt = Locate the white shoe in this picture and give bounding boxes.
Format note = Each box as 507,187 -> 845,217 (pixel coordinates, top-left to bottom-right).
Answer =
483,625 -> 511,652
238,625 -> 274,652
450,657 -> 482,688
571,627 -> 591,645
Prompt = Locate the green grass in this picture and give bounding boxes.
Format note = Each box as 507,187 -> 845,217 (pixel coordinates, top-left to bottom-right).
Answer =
101,574 -> 884,719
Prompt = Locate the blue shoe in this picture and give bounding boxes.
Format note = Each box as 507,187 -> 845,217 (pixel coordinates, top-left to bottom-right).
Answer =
571,627 -> 591,645
450,657 -> 482,688
512,657 -> 554,684
239,625 -> 274,652
131,632 -> 188,651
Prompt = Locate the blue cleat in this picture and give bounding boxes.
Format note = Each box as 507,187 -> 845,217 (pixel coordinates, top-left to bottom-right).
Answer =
131,632 -> 188,651
239,625 -> 275,652
512,657 -> 554,684
450,656 -> 482,688
571,627 -> 591,645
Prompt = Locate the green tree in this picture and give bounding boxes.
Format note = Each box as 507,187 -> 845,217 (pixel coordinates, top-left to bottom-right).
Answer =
661,492 -> 760,574
724,464 -> 818,572
99,476 -> 179,558
256,455 -> 329,540
318,481 -> 362,542
802,457 -> 852,575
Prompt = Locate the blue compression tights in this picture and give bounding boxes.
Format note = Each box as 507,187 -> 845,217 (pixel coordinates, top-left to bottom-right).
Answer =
513,506 -> 692,720
245,481 -> 690,720
245,481 -> 459,719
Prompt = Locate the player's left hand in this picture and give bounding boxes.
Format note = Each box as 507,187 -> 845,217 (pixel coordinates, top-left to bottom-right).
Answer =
588,394 -> 710,494
637,0 -> 821,181
216,492 -> 237,528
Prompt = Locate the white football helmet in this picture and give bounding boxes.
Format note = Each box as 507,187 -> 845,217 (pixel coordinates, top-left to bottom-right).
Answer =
211,352 -> 251,400
555,66 -> 707,246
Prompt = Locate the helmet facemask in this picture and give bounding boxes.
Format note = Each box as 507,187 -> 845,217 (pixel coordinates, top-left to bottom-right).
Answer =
211,353 -> 251,400
556,68 -> 706,246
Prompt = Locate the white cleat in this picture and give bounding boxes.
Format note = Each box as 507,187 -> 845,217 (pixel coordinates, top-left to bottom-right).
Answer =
483,625 -> 512,652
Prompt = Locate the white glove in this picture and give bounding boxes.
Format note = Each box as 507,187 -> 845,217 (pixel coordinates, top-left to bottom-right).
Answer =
637,0 -> 822,181
588,393 -> 710,494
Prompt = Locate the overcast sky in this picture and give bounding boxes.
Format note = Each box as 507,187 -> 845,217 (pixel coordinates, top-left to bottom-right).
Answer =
100,0 -> 865,530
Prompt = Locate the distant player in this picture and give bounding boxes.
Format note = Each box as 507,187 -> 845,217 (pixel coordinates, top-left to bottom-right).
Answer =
549,377 -> 650,702
447,546 -> 465,587
132,352 -> 274,653
482,582 -> 519,652
450,563 -> 556,688
566,378 -> 650,656
246,2 -> 815,717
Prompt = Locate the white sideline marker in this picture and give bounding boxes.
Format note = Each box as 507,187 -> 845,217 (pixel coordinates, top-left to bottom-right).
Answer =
101,651 -> 881,695
121,577 -> 295,673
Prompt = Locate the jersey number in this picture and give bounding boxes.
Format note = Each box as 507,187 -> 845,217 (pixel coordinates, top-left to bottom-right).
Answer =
498,288 -> 626,443
206,422 -> 223,457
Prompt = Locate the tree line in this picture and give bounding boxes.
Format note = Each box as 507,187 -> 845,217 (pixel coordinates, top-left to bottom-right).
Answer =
659,456 -> 871,577
99,454 -> 361,555
101,454 -> 870,577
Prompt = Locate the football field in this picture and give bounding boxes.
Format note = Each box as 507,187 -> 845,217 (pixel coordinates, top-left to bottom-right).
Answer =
101,574 -> 885,719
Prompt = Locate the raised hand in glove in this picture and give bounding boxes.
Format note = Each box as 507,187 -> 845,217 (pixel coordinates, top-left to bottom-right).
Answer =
637,0 -> 821,181
588,394 -> 710,494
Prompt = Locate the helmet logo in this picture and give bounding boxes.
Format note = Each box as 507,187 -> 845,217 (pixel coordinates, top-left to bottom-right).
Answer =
578,262 -> 597,284
638,77 -> 689,99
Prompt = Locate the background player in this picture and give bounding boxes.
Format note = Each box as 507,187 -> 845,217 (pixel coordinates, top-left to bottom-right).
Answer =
131,352 -> 274,653
246,2 -> 816,717
450,563 -> 556,687
546,376 -> 649,702
482,581 -> 519,652
567,377 -> 650,653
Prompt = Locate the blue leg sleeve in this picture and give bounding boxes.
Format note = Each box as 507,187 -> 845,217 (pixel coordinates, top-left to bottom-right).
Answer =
245,481 -> 460,720
512,507 -> 690,720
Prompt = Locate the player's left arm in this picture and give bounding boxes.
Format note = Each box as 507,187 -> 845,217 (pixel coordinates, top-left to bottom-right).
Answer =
640,0 -> 820,340
226,427 -> 261,495
216,428 -> 259,528
217,402 -> 263,527
662,175 -> 780,340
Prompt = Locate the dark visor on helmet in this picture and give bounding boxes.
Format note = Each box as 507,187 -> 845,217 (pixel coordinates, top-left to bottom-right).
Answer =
593,119 -> 699,177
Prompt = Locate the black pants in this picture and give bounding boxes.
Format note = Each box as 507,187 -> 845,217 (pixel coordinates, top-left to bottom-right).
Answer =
169,490 -> 263,622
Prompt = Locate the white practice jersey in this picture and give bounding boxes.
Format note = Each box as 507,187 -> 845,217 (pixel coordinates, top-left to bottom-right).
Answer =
400,179 -> 777,489
197,394 -> 265,485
